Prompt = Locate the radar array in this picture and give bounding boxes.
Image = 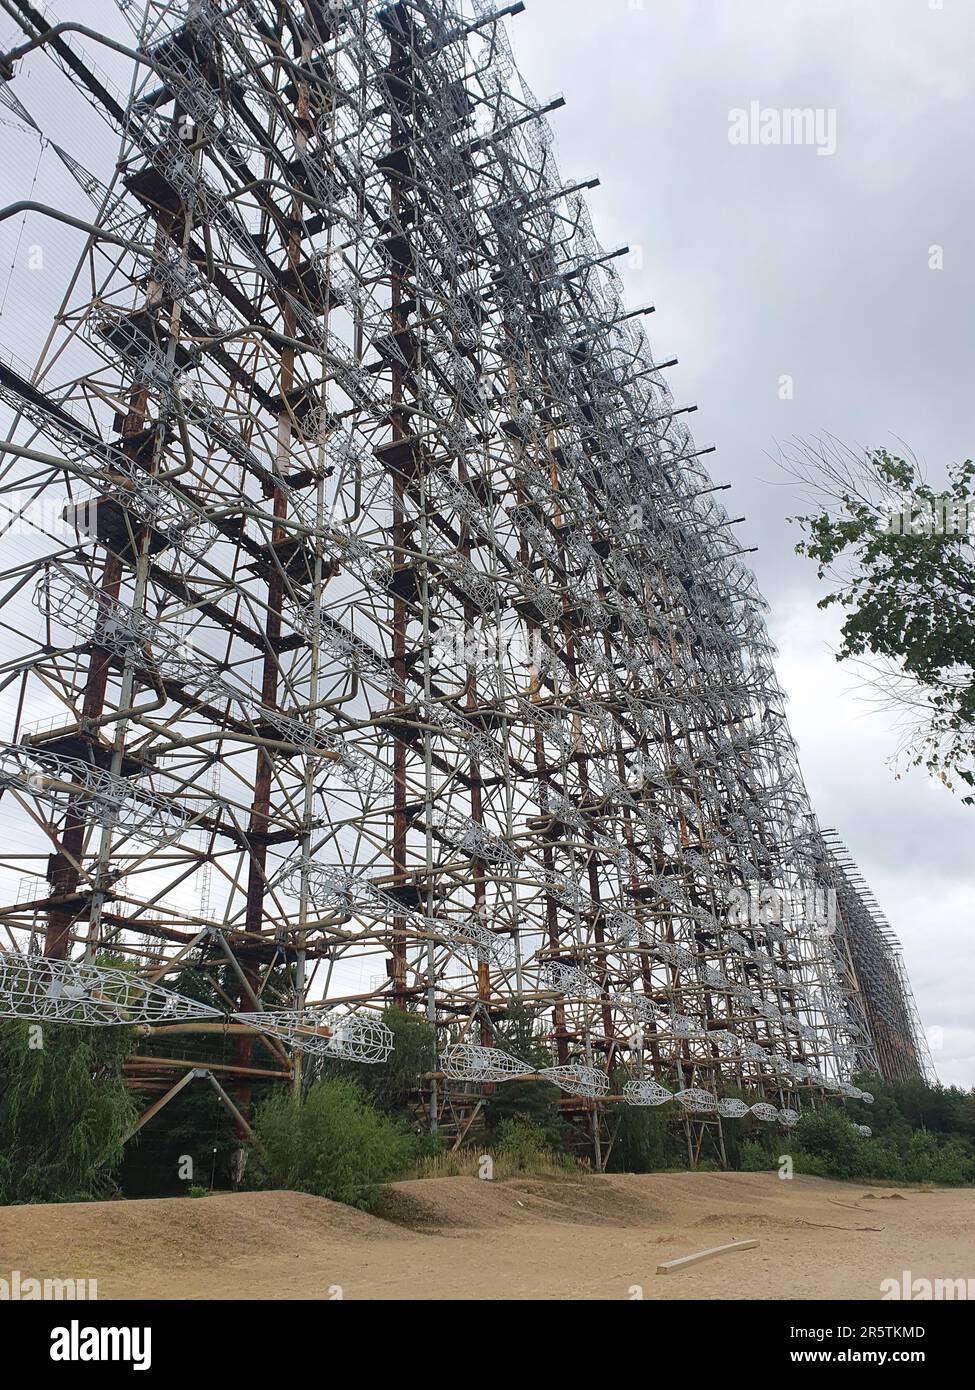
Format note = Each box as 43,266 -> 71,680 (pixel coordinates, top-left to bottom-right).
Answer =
0,0 -> 927,1162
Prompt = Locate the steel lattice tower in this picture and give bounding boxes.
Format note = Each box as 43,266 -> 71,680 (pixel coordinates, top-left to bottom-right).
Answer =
0,0 -> 930,1165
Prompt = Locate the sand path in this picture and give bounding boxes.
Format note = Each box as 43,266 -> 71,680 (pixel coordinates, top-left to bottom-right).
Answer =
1,1171 -> 971,1300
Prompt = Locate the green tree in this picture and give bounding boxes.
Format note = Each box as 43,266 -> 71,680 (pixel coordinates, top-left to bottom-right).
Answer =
0,1019 -> 137,1203
751,1077 -> 975,1187
737,1139 -> 775,1172
785,440 -> 975,798
791,1106 -> 869,1179
493,1114 -> 557,1171
482,1004 -> 566,1148
248,1075 -> 413,1211
327,1006 -> 436,1118
605,1097 -> 669,1173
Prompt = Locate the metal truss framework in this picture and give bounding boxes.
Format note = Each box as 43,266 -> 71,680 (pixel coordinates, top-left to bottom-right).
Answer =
824,836 -> 936,1086
0,0 -> 929,1162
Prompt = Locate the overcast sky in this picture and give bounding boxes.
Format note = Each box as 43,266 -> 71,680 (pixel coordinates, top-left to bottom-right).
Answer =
506,0 -> 975,1084
0,0 -> 971,1084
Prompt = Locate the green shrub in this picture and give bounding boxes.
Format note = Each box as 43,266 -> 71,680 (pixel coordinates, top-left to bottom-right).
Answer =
738,1140 -> 774,1172
0,1153 -> 13,1206
865,1142 -> 905,1182
483,1006 -> 566,1149
187,1184 -> 209,1198
606,1093 -> 668,1173
723,1075 -> 975,1186
493,1114 -> 553,1171
723,1077 -> 975,1186
0,1019 -> 137,1204
249,1075 -> 412,1210
329,1007 -> 437,1119
413,1128 -> 445,1162
789,1150 -> 829,1178
931,1139 -> 975,1186
792,1107 -> 868,1179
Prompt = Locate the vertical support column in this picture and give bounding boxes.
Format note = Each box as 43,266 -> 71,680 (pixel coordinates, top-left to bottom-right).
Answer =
381,3 -> 416,1007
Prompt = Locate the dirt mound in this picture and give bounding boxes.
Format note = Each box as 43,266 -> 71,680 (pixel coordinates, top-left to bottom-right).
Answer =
383,1172 -> 667,1231
0,1190 -> 410,1298
1,1173 -> 971,1300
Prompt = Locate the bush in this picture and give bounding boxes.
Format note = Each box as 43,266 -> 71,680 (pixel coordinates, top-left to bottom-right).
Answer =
0,1019 -> 137,1204
902,1129 -> 940,1184
249,1076 -> 413,1210
738,1140 -> 774,1172
413,1129 -> 445,1162
606,1097 -> 668,1173
329,1007 -> 437,1119
483,1006 -> 567,1149
789,1150 -> 829,1178
865,1142 -> 906,1182
931,1139 -> 975,1186
792,1108 -> 868,1179
493,1115 -> 552,1171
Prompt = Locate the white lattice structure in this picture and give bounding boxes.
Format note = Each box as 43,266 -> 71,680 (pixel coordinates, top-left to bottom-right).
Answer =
0,950 -> 222,1026
675,1088 -> 719,1115
716,1098 -> 750,1119
440,1044 -> 531,1083
541,1065 -> 610,1100
234,1009 -> 393,1064
624,1078 -> 673,1108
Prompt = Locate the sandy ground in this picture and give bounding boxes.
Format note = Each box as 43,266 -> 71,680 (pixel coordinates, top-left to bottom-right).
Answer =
1,1172 -> 972,1300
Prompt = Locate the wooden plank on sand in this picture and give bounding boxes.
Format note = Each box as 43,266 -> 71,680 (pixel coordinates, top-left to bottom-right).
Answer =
656,1239 -> 758,1274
